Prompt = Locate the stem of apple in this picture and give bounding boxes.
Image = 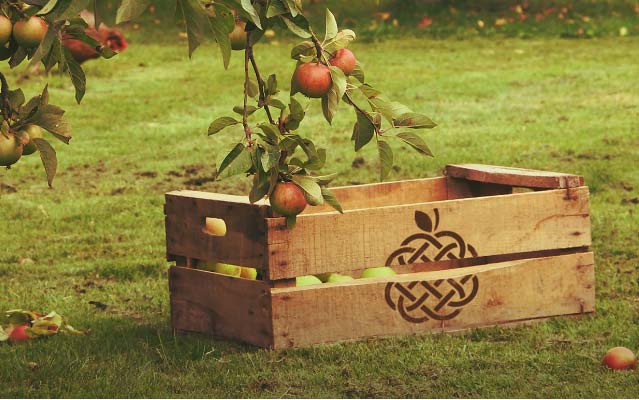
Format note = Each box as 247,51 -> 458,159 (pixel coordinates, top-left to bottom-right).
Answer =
242,32 -> 252,146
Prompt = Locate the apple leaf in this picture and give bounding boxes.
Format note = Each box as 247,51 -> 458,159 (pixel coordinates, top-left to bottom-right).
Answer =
321,187 -> 343,213
352,110 -> 375,151
216,143 -> 246,178
178,0 -> 213,58
208,116 -> 239,135
209,6 -> 233,69
290,41 -> 315,60
116,0 -> 153,23
322,66 -> 347,124
292,174 -> 323,205
280,15 -> 311,38
266,0 -> 288,18
396,131 -> 433,157
266,74 -> 278,96
240,0 -> 262,29
34,138 -> 57,187
324,29 -> 356,53
350,61 -> 365,83
393,112 -> 437,129
377,140 -> 393,181
324,9 -> 338,42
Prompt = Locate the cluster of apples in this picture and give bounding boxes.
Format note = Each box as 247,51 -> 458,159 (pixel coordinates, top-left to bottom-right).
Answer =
292,48 -> 357,98
0,15 -> 48,50
0,124 -> 44,167
296,266 -> 396,287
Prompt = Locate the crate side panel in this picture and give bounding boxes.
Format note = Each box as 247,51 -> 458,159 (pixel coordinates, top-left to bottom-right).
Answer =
270,252 -> 595,349
169,267 -> 274,348
303,177 -> 448,214
445,164 -> 584,189
165,192 -> 269,269
266,187 -> 591,280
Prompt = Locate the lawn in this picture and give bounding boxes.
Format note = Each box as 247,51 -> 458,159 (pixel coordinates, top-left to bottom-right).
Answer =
1,33 -> 638,397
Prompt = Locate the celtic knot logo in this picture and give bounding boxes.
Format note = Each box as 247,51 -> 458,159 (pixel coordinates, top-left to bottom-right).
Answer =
384,209 -> 479,323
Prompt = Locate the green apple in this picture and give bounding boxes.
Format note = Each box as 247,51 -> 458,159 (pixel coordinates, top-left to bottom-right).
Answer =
203,217 -> 226,236
21,125 -> 43,156
240,267 -> 257,280
360,266 -> 396,279
326,273 -> 354,283
296,275 -> 322,287
198,261 -> 241,277
314,272 -> 332,283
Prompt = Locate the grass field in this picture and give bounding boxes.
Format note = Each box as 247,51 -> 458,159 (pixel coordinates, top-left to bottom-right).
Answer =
1,33 -> 638,397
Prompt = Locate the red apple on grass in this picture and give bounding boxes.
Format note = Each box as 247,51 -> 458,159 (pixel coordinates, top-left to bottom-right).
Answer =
6,325 -> 31,342
0,16 -> 12,45
603,347 -> 637,370
13,17 -> 47,48
270,182 -> 307,217
292,62 -> 332,98
329,48 -> 356,75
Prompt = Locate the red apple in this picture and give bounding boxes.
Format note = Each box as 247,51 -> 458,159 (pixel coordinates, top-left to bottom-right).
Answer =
270,182 -> 307,217
329,48 -> 356,75
13,17 -> 47,48
602,347 -> 637,370
292,62 -> 331,98
7,325 -> 30,342
0,16 -> 12,45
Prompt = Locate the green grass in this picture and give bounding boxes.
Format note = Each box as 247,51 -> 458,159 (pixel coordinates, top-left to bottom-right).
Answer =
1,34 -> 639,397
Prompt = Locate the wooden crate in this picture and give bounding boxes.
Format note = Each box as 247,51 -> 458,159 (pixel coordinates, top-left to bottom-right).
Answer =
165,164 -> 595,349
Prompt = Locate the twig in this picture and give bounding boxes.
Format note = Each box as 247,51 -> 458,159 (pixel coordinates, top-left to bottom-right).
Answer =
248,50 -> 276,127
0,72 -> 10,120
242,32 -> 252,146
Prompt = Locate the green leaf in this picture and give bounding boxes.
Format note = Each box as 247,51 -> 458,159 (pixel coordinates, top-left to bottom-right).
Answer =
353,111 -> 375,151
208,116 -> 239,135
266,74 -> 278,96
377,140 -> 393,181
396,131 -> 433,156
178,0 -> 213,58
324,9 -> 338,42
324,29 -> 356,53
286,215 -> 297,229
257,123 -> 281,144
292,174 -> 323,205
283,0 -> 302,17
233,105 -> 258,115
267,98 -> 286,109
210,6 -> 233,69
266,0 -> 288,17
240,0 -> 262,29
351,61 -> 365,83
8,89 -> 25,110
322,66 -> 347,124
247,78 -> 259,98
393,112 -> 437,129
261,148 -> 281,171
249,149 -> 269,202
116,0 -> 153,23
34,138 -> 57,187
60,47 -> 86,103
280,15 -> 311,38
321,187 -> 343,213
217,143 -> 246,178
290,41 -> 315,60
377,101 -> 412,123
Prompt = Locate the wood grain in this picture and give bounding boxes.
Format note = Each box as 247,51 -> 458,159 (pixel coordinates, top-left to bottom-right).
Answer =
265,187 -> 591,280
269,252 -> 595,349
445,164 -> 584,189
169,266 -> 274,348
165,191 -> 271,270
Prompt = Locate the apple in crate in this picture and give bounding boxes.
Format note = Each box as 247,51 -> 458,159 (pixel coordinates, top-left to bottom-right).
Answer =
360,267 -> 396,279
296,275 -> 322,287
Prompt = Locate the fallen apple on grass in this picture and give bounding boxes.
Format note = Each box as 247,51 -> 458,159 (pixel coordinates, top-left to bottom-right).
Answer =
360,267 -> 397,279
603,346 -> 637,370
5,325 -> 30,342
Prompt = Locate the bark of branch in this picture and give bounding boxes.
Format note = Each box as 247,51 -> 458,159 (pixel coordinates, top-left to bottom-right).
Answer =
248,51 -> 276,127
242,32 -> 252,145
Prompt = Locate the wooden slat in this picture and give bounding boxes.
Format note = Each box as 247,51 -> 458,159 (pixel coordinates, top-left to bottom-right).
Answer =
169,266 -> 274,348
302,177 -> 448,214
165,191 -> 270,270
265,187 -> 591,280
269,252 -> 595,349
445,164 -> 584,189
446,177 -> 513,200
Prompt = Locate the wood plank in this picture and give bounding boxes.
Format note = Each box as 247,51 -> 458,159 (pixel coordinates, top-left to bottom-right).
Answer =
446,177 -> 513,200
270,252 -> 595,349
169,266 -> 274,348
265,187 -> 591,280
445,164 -> 584,189
302,177 -> 448,214
165,191 -> 270,270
